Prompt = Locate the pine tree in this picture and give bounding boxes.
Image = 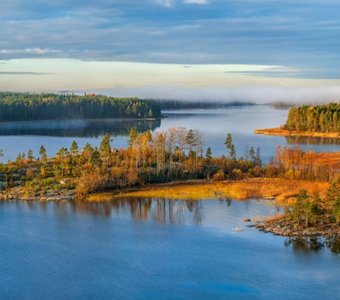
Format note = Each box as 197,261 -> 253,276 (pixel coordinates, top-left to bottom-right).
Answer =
99,133 -> 111,160
224,133 -> 236,160
70,141 -> 79,156
255,147 -> 262,166
27,150 -> 34,162
128,128 -> 137,147
39,146 -> 47,162
205,147 -> 212,159
248,146 -> 255,163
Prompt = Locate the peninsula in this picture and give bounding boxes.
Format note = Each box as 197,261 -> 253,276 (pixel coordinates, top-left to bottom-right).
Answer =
255,103 -> 340,138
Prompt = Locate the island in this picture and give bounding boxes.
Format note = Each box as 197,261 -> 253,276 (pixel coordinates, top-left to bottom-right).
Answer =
0,126 -> 339,245
255,102 -> 340,138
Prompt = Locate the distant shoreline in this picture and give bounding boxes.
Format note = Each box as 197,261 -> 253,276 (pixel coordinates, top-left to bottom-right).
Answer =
255,127 -> 340,138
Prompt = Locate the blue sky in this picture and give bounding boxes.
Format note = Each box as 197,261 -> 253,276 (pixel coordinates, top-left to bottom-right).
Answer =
1,0 -> 340,101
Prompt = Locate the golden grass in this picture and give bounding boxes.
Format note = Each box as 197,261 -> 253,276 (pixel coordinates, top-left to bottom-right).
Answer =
311,152 -> 340,168
255,127 -> 340,138
87,178 -> 330,205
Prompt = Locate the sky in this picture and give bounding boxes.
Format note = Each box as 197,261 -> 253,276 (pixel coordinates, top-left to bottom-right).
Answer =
1,0 -> 340,102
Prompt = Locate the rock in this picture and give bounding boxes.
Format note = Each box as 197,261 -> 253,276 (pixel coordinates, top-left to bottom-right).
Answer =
243,218 -> 251,222
233,227 -> 243,232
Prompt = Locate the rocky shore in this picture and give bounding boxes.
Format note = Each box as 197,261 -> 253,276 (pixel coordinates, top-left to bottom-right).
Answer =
253,215 -> 340,239
0,187 -> 74,201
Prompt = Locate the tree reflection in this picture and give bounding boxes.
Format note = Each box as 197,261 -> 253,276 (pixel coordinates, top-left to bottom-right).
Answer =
70,197 -> 206,225
285,136 -> 340,145
284,236 -> 340,254
0,118 -> 161,137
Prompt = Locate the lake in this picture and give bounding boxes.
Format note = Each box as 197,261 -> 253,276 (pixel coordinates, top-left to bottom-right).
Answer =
0,198 -> 339,299
0,105 -> 339,299
0,105 -> 339,162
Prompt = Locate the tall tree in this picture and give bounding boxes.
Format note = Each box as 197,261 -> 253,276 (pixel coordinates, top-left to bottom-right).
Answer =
70,141 -> 79,156
224,133 -> 236,160
39,145 -> 47,162
99,133 -> 111,161
128,128 -> 137,147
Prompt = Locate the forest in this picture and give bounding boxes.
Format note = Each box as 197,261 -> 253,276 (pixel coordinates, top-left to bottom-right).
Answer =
0,127 -> 338,193
284,102 -> 340,133
152,100 -> 255,110
0,92 -> 161,121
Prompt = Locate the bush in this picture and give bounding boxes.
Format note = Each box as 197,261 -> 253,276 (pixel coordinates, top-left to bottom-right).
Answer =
212,169 -> 225,181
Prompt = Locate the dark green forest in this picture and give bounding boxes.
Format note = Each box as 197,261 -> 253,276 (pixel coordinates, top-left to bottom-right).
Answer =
0,92 -> 161,121
284,102 -> 340,132
153,100 -> 255,110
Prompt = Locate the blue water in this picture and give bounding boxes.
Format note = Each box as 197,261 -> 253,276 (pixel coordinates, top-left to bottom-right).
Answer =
0,105 -> 339,162
0,199 -> 338,299
0,106 -> 339,299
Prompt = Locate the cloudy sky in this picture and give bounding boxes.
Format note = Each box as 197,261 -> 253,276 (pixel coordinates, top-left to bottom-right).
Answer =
1,0 -> 340,102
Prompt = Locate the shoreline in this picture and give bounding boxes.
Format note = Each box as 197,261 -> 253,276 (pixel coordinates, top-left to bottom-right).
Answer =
87,178 -> 329,203
254,127 -> 340,138
1,178 -> 338,240
254,214 -> 340,239
0,178 -> 329,204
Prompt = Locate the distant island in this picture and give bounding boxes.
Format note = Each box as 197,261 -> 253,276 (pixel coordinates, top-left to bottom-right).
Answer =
0,92 -> 161,121
255,102 -> 340,138
0,128 -> 339,243
153,99 -> 256,110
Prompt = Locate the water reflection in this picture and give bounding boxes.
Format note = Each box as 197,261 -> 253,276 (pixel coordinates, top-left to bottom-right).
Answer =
71,198 -> 339,254
1,106 -> 339,163
284,236 -> 340,254
72,198 -> 205,225
285,136 -> 340,145
3,198 -> 339,254
0,118 -> 160,137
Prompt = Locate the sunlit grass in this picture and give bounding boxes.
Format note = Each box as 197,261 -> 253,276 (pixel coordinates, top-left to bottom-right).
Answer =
255,128 -> 340,139
87,178 -> 330,205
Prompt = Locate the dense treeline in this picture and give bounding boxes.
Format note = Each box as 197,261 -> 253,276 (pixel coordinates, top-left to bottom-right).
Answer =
288,185 -> 340,228
1,128 -> 338,197
0,92 -> 161,121
284,102 -> 340,133
151,100 -> 255,110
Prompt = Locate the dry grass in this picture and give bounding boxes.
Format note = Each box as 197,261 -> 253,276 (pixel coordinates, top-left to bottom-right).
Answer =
255,127 -> 340,138
311,152 -> 340,168
87,178 -> 330,205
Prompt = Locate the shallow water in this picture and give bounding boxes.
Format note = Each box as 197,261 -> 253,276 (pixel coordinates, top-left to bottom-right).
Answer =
0,199 -> 338,299
0,105 -> 339,162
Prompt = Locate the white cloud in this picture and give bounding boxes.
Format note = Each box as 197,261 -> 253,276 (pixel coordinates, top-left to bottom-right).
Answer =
0,48 -> 60,55
183,0 -> 208,4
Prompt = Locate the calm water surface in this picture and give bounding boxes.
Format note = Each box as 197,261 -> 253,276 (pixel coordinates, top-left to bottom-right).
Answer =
0,105 -> 339,162
0,198 -> 339,299
0,105 -> 339,299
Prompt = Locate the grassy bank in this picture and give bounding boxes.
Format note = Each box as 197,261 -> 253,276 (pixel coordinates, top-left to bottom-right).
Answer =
255,128 -> 340,138
87,178 -> 330,204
